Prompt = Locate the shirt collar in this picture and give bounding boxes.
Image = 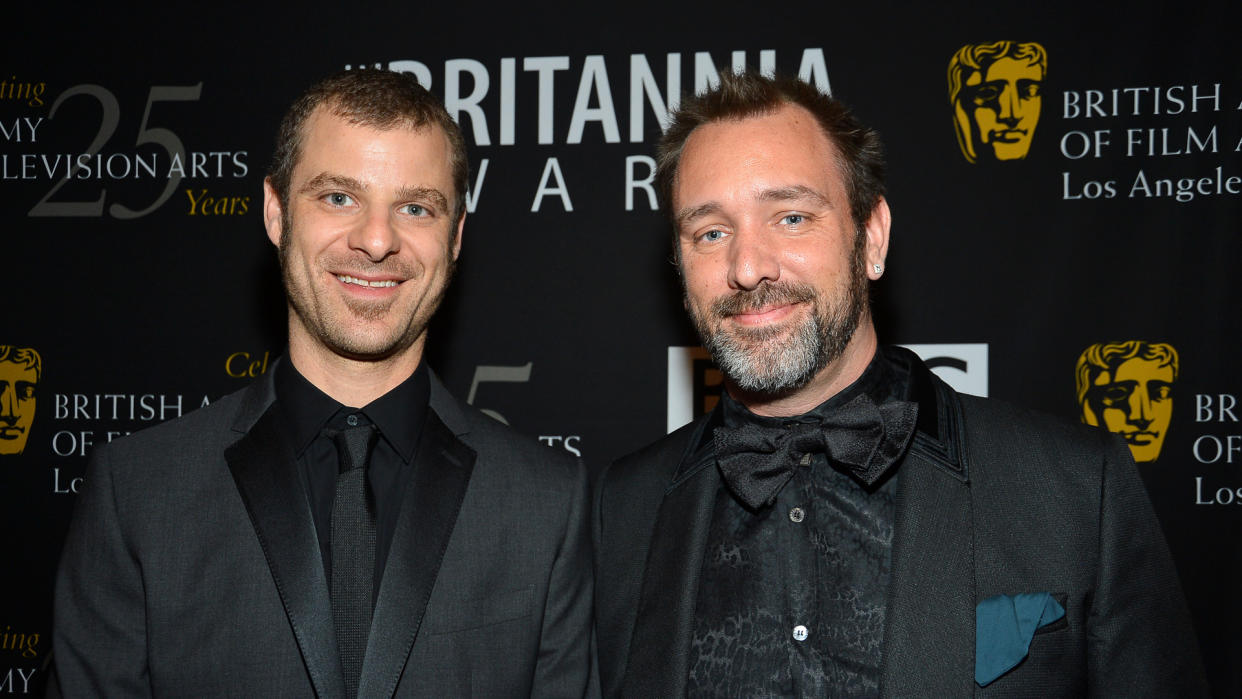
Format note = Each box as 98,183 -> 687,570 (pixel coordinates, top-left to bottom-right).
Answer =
705,345 -> 916,444
274,357 -> 430,462
363,363 -> 429,462
719,347 -> 908,430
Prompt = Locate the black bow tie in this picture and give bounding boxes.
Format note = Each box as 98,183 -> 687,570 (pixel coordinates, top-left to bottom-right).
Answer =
713,392 -> 918,510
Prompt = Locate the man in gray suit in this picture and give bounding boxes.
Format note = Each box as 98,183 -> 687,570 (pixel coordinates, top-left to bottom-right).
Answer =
594,72 -> 1207,696
55,70 -> 593,697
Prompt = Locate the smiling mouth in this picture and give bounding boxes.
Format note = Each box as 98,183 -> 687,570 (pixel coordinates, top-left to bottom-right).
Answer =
336,274 -> 399,288
1120,431 -> 1158,445
0,427 -> 24,439
990,129 -> 1028,143
727,303 -> 801,326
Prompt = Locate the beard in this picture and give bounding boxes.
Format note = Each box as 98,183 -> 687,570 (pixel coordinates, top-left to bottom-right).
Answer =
278,207 -> 455,360
686,241 -> 868,396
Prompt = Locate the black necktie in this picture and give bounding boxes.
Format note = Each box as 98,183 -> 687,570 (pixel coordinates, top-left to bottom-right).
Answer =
713,392 -> 917,510
328,423 -> 377,698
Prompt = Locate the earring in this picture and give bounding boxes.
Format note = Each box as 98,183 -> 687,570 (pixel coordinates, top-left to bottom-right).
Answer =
873,263 -> 883,274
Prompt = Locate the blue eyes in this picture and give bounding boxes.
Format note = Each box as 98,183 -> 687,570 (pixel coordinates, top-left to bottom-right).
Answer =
322,194 -> 431,217
696,214 -> 806,243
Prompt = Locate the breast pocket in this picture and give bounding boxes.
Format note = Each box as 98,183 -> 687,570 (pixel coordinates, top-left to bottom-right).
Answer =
1032,592 -> 1070,636
424,586 -> 534,636
980,592 -> 1083,696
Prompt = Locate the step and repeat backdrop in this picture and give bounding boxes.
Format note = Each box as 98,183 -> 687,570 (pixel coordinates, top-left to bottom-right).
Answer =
4,3 -> 1239,694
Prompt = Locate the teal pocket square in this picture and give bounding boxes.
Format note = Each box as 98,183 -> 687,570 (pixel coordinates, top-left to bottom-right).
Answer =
975,592 -> 1066,687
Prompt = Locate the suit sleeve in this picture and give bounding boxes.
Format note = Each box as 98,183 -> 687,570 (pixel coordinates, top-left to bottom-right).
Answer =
531,457 -> 598,698
53,445 -> 151,697
1087,436 -> 1209,696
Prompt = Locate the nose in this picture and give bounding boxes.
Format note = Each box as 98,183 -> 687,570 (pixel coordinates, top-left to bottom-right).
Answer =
1127,389 -> 1153,430
348,207 -> 401,262
727,225 -> 780,291
0,385 -> 15,421
998,84 -> 1020,125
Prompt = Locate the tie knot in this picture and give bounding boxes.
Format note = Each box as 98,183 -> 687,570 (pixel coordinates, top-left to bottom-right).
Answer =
329,423 -> 376,474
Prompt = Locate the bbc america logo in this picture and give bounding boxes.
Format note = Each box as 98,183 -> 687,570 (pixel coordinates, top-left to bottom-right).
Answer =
666,343 -> 989,432
900,344 -> 989,397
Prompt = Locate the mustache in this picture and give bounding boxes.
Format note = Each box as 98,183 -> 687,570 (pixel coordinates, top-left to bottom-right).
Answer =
319,252 -> 419,280
711,281 -> 816,317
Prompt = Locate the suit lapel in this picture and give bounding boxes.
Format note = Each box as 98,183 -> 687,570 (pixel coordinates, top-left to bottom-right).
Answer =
623,442 -> 720,697
881,370 -> 976,696
357,407 -> 476,698
226,397 -> 346,699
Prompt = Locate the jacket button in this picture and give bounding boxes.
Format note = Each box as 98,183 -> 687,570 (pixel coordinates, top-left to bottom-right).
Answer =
792,625 -> 808,642
789,507 -> 805,523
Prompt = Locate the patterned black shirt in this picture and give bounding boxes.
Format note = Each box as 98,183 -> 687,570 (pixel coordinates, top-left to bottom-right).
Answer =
687,348 -> 914,697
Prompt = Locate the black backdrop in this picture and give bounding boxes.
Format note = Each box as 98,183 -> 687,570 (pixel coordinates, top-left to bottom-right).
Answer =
5,2 -> 1240,694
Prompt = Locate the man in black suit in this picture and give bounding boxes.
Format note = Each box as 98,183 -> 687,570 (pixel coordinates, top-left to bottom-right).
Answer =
55,70 -> 594,697
594,72 -> 1206,696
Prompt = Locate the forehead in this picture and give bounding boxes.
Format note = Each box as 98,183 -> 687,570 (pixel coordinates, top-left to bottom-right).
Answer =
675,103 -> 842,208
1094,357 -> 1173,384
1113,357 -> 1174,382
293,108 -> 453,185
0,362 -> 37,382
977,57 -> 1044,84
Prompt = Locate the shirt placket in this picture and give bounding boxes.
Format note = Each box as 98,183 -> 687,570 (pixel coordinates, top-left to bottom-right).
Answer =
778,452 -> 818,695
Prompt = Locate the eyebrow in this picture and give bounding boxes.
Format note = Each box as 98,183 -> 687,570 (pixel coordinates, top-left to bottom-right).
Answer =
300,172 -> 366,194
674,201 -> 723,227
674,185 -> 833,227
395,186 -> 450,214
757,185 -> 833,208
300,173 -> 450,213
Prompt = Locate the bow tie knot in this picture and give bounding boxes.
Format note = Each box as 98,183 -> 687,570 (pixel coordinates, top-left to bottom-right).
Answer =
714,392 -> 917,510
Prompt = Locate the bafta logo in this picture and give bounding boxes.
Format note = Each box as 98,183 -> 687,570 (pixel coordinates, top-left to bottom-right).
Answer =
1075,341 -> 1178,463
0,345 -> 41,456
948,41 -> 1047,163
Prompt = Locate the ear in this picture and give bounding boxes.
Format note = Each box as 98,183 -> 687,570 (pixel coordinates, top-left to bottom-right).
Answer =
864,197 -> 892,281
262,178 -> 284,248
451,211 -> 465,260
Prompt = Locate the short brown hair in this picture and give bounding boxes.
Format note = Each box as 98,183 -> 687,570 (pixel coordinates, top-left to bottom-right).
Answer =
657,72 -> 885,257
267,70 -> 470,222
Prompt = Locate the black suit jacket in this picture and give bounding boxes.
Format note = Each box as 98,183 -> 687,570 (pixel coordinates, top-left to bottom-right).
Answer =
55,367 -> 594,697
595,359 -> 1207,697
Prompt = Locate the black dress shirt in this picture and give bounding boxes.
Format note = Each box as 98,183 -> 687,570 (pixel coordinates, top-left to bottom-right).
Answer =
274,359 -> 429,600
687,348 -> 915,697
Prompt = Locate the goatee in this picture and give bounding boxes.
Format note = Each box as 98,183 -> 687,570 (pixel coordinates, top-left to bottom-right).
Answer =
689,266 -> 867,395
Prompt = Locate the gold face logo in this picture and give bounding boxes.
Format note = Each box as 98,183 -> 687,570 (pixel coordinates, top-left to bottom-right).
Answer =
1075,341 -> 1178,463
0,346 -> 41,456
948,41 -> 1047,163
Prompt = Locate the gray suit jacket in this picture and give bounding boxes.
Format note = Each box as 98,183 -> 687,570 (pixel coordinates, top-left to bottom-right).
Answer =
54,367 -> 594,697
594,357 -> 1207,697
